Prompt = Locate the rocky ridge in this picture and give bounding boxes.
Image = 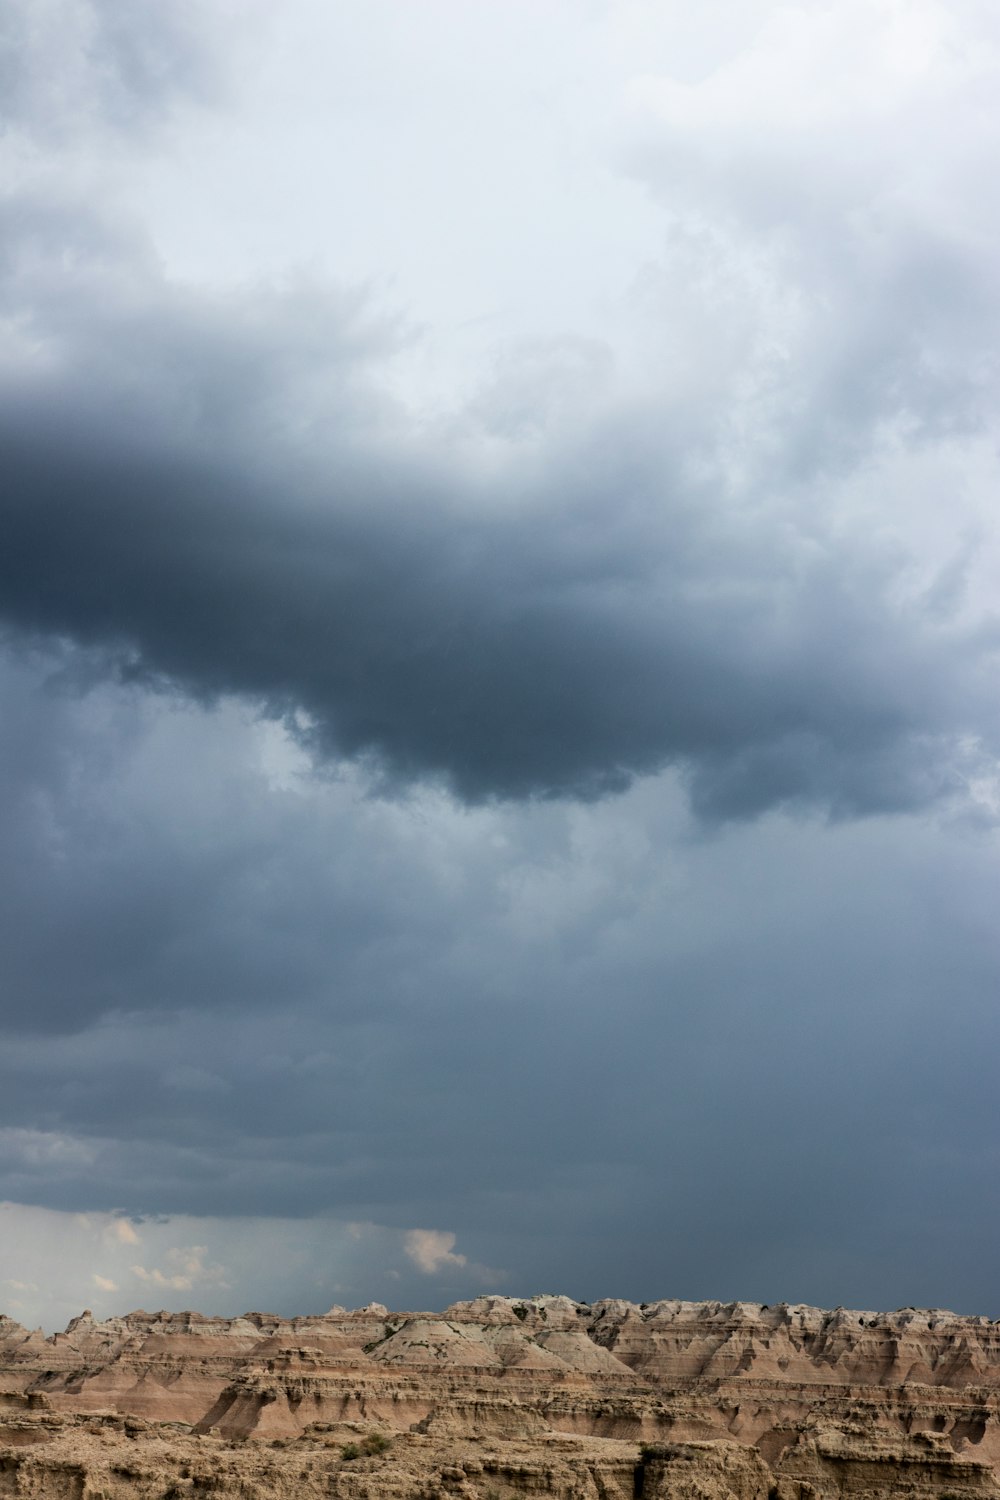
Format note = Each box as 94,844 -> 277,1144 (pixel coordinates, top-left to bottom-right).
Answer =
2,1295 -> 1000,1499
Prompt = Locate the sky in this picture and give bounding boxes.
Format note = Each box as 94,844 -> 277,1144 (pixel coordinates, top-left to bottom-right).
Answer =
2,0 -> 1000,1333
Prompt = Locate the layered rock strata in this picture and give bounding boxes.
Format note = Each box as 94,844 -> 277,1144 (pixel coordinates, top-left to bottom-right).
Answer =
2,1296 -> 999,1499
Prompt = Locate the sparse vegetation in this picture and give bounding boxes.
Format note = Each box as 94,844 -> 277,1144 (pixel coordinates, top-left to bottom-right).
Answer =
341,1430 -> 392,1461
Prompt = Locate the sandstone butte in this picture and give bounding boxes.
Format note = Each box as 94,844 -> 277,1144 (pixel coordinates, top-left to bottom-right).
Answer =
3,1295 -> 1000,1500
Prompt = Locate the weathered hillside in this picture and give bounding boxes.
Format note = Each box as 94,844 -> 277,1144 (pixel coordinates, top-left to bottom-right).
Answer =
2,1296 -> 1000,1499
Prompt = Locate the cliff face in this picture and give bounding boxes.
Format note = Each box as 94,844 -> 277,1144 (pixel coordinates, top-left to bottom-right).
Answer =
2,1295 -> 1000,1500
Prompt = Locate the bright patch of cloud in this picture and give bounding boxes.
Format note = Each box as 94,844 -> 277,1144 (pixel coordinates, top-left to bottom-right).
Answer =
0,1129 -> 97,1168
106,1219 -> 140,1247
131,1246 -> 227,1293
404,1229 -> 468,1275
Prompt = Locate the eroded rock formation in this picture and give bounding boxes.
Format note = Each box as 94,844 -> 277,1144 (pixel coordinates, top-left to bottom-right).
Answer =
2,1296 -> 1000,1499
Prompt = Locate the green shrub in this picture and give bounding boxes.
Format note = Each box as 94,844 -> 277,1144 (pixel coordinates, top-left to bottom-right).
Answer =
341,1431 -> 391,1461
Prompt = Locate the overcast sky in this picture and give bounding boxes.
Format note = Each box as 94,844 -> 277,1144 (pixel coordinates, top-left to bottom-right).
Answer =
2,0 -> 1000,1333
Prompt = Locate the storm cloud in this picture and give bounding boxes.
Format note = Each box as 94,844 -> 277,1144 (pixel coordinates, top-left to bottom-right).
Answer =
2,0 -> 1000,1329
1,191 -> 997,816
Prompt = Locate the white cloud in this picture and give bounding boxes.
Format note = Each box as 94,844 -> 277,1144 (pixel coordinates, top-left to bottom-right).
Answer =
106,1219 -> 140,1246
0,1202 -> 460,1330
131,1246 -> 227,1293
404,1229 -> 468,1276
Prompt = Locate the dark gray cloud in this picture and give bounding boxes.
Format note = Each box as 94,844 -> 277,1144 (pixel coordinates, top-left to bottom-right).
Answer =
3,0 -> 1000,1330
2,644 -> 1000,1315
0,193 -> 996,819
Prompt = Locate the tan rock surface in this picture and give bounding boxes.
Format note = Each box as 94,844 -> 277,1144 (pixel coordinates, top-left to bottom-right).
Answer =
2,1296 -> 1000,1498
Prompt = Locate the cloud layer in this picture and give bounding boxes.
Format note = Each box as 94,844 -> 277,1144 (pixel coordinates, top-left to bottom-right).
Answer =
1,186 -> 997,817
2,0 -> 1000,1324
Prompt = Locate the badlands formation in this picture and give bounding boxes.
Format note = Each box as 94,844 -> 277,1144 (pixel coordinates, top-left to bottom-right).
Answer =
2,1296 -> 1000,1500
